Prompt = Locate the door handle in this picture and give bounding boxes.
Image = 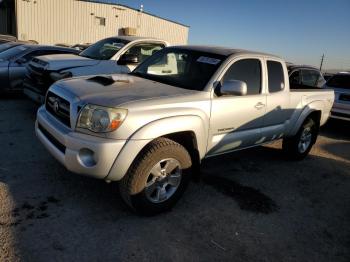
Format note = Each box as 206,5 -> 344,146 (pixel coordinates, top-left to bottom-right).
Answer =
254,102 -> 265,110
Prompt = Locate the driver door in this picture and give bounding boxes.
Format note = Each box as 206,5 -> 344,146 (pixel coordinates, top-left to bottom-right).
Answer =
207,58 -> 266,156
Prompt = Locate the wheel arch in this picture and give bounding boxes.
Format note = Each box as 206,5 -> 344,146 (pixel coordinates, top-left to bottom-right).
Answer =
106,115 -> 207,181
288,101 -> 323,137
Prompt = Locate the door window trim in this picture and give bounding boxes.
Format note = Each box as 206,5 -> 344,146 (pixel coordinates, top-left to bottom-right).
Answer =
114,41 -> 166,61
266,60 -> 286,93
212,56 -> 265,98
264,58 -> 288,94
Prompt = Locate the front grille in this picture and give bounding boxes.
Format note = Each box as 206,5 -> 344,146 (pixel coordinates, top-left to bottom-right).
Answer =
332,111 -> 350,119
38,124 -> 66,154
31,58 -> 48,67
45,91 -> 71,127
339,94 -> 350,102
26,64 -> 54,94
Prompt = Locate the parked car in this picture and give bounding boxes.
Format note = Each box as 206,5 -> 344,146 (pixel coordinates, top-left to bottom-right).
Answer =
323,72 -> 350,121
0,42 -> 25,53
0,45 -> 79,93
55,43 -> 90,51
288,64 -> 326,89
323,73 -> 334,81
35,46 -> 334,215
0,34 -> 38,44
70,43 -> 91,51
24,36 -> 168,103
0,40 -> 38,54
0,34 -> 17,44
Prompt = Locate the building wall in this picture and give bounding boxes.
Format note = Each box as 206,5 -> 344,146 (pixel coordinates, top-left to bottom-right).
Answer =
15,0 -> 189,45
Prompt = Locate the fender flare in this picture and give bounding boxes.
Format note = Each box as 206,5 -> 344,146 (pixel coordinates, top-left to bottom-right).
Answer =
288,100 -> 324,137
106,115 -> 208,181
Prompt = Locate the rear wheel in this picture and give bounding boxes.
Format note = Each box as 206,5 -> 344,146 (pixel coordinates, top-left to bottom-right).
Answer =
283,117 -> 319,160
119,138 -> 192,215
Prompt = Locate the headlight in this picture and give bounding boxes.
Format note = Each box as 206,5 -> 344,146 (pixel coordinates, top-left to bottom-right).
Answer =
77,104 -> 127,133
50,71 -> 72,81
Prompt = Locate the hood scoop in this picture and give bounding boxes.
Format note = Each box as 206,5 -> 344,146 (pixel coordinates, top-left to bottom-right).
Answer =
87,75 -> 132,86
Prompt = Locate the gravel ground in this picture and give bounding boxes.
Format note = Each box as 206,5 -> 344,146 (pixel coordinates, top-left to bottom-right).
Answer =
0,96 -> 349,262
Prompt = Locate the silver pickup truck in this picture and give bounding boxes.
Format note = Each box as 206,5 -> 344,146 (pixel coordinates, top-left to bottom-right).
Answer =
24,36 -> 168,103
35,46 -> 334,215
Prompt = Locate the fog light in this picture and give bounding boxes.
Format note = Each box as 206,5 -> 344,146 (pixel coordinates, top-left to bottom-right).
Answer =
78,148 -> 96,167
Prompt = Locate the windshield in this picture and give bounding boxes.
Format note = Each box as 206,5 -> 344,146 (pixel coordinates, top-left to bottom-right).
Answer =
131,48 -> 226,91
0,45 -> 29,61
80,37 -> 130,60
327,74 -> 350,89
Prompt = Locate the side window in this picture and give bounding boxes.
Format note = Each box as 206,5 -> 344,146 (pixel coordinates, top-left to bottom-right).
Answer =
267,61 -> 285,93
301,70 -> 319,87
289,70 -> 300,89
222,59 -> 261,95
95,16 -> 106,26
125,43 -> 165,64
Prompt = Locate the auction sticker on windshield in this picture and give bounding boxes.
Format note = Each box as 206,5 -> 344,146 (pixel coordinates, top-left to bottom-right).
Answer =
197,56 -> 221,65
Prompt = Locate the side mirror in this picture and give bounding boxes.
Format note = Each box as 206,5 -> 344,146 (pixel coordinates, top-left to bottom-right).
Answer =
117,54 -> 139,65
220,80 -> 247,96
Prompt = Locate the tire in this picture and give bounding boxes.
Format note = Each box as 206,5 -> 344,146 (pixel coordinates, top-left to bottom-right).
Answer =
119,137 -> 192,216
282,117 -> 319,160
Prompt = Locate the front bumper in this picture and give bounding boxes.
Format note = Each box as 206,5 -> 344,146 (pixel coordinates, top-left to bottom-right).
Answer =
330,102 -> 350,121
23,79 -> 46,104
36,106 -> 126,179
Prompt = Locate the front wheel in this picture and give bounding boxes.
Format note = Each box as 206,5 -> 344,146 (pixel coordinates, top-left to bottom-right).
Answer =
119,138 -> 192,215
282,117 -> 319,160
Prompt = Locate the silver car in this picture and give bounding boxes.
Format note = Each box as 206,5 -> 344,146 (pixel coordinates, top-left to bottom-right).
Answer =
324,72 -> 350,121
0,44 -> 79,93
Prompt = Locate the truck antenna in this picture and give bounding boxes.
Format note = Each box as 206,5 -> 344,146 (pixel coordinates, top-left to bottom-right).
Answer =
320,54 -> 325,71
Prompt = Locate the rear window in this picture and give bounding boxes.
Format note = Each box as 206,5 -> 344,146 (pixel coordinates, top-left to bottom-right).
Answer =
267,61 -> 285,93
327,74 -> 350,89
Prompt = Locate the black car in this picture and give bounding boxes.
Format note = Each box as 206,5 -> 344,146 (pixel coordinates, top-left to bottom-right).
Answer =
288,64 -> 326,89
0,45 -> 79,93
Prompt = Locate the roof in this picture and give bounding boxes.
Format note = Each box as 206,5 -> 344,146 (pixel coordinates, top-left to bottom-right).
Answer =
287,64 -> 319,71
78,0 -> 189,28
112,36 -> 162,42
17,44 -> 79,53
171,45 -> 281,58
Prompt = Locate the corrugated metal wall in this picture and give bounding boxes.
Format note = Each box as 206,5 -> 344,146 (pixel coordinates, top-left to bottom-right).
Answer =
15,0 -> 189,45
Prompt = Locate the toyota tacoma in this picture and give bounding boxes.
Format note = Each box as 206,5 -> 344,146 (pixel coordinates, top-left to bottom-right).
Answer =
35,46 -> 334,215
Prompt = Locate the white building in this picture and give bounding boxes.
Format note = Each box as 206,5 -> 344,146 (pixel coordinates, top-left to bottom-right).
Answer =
0,0 -> 189,45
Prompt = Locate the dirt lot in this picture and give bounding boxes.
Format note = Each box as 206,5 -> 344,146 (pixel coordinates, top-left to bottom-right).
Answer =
0,96 -> 349,262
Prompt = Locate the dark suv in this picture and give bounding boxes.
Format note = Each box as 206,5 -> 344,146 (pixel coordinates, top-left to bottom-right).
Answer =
288,64 -> 326,89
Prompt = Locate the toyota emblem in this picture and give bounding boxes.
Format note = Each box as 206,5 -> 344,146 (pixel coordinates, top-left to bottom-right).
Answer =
53,100 -> 59,113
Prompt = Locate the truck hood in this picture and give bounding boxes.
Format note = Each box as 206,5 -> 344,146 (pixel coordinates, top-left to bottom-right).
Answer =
33,54 -> 100,71
53,74 -> 197,107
